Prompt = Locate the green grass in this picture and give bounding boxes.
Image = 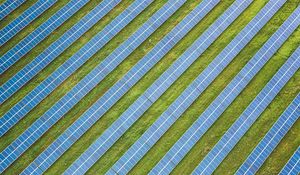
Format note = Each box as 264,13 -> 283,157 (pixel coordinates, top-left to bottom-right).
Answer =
0,0 -> 299,174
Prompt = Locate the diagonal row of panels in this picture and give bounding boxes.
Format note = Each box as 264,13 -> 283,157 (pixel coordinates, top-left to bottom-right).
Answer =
236,92 -> 300,175
22,0 -> 218,174
0,0 -> 90,75
0,0 -> 57,46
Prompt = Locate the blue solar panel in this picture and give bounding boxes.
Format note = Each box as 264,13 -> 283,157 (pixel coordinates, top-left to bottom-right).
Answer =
279,147 -> 300,175
192,47 -> 300,175
0,0 -> 57,47
236,92 -> 300,175
151,6 -> 299,175
0,0 -> 120,132
22,1 -> 218,174
0,0 -> 154,173
0,0 -> 26,20
0,0 -> 152,137
0,0 -> 90,75
65,0 -> 251,174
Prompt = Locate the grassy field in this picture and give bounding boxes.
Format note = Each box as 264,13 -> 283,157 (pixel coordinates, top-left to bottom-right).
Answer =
0,0 -> 299,174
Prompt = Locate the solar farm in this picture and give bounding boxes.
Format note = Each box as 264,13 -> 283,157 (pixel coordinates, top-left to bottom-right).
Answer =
0,0 -> 299,174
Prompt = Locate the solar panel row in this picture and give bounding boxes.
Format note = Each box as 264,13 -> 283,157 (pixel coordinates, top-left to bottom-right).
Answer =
23,0 -> 216,174
0,0 -> 90,75
89,0 -> 252,174
279,146 -> 300,175
192,43 -> 300,175
152,2 -> 299,174
0,0 -> 120,131
0,0 -> 57,46
0,0 -> 153,137
0,0 -> 26,20
0,0 -> 154,172
236,92 -> 300,175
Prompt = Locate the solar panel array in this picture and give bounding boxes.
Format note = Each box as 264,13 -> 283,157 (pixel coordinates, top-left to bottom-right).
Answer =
0,0 -> 153,137
0,0 -> 121,103
0,0 -> 120,128
151,3 -> 299,174
236,92 -> 300,175
120,1 -> 290,174
22,0 -> 216,174
2,0 -> 185,172
70,0 -> 252,174
0,0 -> 26,20
0,0 -> 89,75
18,0 -> 188,174
192,45 -> 300,175
279,146 -> 300,175
0,0 -> 154,172
0,0 -> 57,46
0,0 -> 299,174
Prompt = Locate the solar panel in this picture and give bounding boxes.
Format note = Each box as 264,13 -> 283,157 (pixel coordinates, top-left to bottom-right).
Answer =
0,0 -> 154,173
0,0 -> 152,136
236,92 -> 300,175
0,0 -> 26,20
0,0 -> 57,46
22,1 -> 218,174
0,0 -> 120,132
0,0 -> 90,75
64,0 -> 252,174
151,1 -> 299,174
279,146 -> 300,175
192,46 -> 300,175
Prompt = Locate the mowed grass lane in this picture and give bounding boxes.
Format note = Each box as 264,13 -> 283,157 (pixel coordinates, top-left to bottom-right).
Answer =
0,0 -> 299,174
